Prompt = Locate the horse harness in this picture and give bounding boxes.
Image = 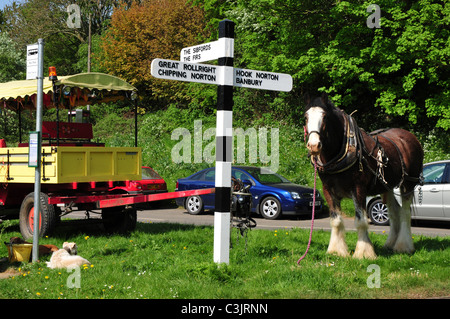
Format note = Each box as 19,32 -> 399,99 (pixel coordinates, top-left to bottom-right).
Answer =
310,109 -> 421,191
311,110 -> 360,174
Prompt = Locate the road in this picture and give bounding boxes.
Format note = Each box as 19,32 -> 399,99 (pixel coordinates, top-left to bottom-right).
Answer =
68,204 -> 450,238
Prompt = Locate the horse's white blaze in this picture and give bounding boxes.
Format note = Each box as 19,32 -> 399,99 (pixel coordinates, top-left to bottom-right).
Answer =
306,107 -> 324,154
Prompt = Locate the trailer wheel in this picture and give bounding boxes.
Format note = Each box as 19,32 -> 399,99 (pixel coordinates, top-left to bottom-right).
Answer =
19,192 -> 57,240
102,206 -> 137,234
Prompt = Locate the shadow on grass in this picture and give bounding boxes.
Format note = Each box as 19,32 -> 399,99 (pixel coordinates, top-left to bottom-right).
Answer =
51,219 -> 203,239
370,234 -> 450,258
3,217 -> 448,257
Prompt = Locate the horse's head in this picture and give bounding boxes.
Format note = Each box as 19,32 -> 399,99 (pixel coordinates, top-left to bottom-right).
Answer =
304,93 -> 335,156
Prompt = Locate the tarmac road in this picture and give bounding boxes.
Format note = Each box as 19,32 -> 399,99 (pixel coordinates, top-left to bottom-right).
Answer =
68,203 -> 450,237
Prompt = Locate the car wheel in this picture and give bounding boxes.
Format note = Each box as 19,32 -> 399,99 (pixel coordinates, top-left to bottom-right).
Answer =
368,199 -> 389,226
186,195 -> 204,215
260,196 -> 282,220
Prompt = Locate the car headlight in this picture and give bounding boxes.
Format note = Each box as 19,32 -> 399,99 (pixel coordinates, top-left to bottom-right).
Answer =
291,192 -> 301,199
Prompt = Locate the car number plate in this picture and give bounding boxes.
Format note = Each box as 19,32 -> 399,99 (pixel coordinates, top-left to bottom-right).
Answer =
309,201 -> 321,206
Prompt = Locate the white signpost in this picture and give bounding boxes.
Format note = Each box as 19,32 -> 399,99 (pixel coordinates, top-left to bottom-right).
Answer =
151,59 -> 292,92
233,68 -> 292,92
151,59 -> 221,86
180,38 -> 234,63
26,44 -> 39,80
151,20 -> 292,264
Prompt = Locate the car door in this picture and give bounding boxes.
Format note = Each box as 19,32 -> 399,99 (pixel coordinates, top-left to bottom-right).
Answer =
190,168 -> 216,209
442,163 -> 450,219
413,162 -> 447,219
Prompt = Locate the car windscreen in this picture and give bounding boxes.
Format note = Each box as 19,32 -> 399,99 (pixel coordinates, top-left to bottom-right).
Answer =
243,167 -> 291,184
142,167 -> 162,180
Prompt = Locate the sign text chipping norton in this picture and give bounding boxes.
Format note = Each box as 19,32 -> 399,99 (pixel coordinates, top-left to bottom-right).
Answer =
151,59 -> 220,85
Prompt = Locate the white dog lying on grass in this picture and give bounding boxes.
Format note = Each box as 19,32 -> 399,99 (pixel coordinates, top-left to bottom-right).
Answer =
46,242 -> 90,269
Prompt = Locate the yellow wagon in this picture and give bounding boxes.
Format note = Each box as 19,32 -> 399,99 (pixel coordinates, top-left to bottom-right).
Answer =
0,72 -> 143,238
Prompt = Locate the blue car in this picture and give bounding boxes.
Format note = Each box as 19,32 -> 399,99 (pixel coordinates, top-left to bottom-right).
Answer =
175,166 -> 323,219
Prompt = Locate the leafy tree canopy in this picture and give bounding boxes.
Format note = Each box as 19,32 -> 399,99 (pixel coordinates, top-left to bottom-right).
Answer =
0,32 -> 26,82
100,0 -> 210,108
1,0 -> 449,134
2,0 -> 117,75
196,0 -> 449,132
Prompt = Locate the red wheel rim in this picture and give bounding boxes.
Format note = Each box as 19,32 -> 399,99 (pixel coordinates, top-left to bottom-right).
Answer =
28,207 -> 42,233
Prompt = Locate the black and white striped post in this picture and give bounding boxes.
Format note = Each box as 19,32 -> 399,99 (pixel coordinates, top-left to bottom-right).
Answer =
151,18 -> 292,265
214,19 -> 235,264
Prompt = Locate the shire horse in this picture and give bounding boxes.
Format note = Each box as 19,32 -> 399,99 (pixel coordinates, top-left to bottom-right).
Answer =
304,93 -> 423,259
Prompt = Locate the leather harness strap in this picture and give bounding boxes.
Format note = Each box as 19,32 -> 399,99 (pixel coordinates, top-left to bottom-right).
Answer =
310,110 -> 421,191
312,111 -> 359,174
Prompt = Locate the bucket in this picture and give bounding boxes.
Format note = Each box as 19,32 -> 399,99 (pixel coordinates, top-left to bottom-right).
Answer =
5,243 -> 33,262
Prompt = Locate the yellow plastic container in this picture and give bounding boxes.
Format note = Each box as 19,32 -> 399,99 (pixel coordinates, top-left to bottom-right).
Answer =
5,243 -> 33,262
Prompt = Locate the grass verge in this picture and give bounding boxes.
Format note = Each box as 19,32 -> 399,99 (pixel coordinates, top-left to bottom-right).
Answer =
0,219 -> 448,299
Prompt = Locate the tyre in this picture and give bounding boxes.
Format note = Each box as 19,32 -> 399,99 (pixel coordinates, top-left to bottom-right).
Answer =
102,206 -> 137,234
19,192 -> 58,240
368,198 -> 389,226
260,196 -> 282,220
185,195 -> 204,215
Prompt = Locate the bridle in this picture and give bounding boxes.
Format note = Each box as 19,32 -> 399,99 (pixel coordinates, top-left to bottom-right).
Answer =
305,108 -> 363,174
303,125 -> 322,143
303,107 -> 325,143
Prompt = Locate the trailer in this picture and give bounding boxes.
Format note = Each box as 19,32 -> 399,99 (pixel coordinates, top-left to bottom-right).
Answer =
0,72 -> 213,239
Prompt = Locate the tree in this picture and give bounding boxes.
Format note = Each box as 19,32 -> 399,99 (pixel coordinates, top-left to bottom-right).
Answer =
0,32 -> 25,82
0,9 -> 5,29
2,0 -> 116,75
197,0 -> 449,132
100,0 -> 210,108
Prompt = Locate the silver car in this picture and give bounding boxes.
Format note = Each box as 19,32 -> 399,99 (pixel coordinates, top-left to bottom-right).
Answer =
366,160 -> 450,226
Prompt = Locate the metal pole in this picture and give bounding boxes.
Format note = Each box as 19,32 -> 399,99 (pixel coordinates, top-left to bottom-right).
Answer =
87,13 -> 91,72
134,99 -> 138,147
32,38 -> 44,262
52,80 -> 59,146
18,101 -> 22,144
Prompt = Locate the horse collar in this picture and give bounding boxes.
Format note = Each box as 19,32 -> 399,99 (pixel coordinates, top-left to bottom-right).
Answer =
312,112 -> 362,174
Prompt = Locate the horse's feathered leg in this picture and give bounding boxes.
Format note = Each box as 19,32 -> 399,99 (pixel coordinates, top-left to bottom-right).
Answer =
393,194 -> 415,254
328,212 -> 349,257
384,191 -> 400,250
352,194 -> 377,259
324,191 -> 349,257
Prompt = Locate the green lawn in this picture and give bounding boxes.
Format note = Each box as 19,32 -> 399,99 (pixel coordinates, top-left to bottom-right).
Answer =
0,219 -> 448,299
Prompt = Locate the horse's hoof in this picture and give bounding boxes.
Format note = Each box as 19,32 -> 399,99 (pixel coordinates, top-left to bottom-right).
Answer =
353,251 -> 377,260
354,241 -> 377,259
393,244 -> 415,254
326,249 -> 350,258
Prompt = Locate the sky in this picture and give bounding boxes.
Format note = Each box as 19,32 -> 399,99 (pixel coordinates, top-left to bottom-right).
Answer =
0,0 -> 25,10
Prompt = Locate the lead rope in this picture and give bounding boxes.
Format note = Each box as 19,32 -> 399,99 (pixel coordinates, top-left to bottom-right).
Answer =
297,157 -> 318,264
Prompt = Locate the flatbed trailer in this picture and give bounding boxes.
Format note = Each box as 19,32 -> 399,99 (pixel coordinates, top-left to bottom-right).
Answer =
0,152 -> 214,238
0,72 -> 210,239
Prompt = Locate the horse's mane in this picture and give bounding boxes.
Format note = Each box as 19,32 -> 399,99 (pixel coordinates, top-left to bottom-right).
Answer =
304,93 -> 340,116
